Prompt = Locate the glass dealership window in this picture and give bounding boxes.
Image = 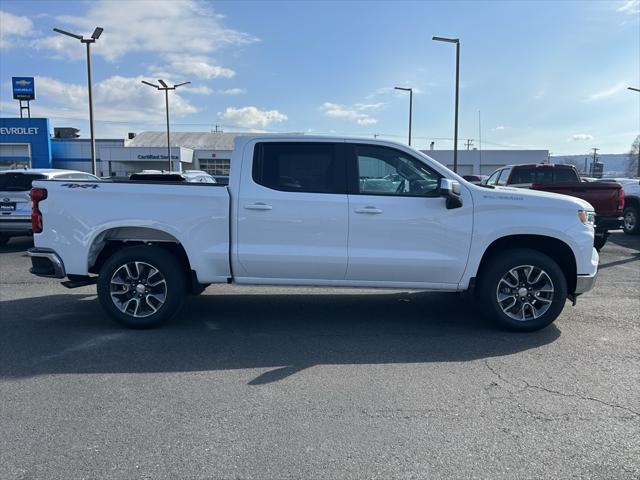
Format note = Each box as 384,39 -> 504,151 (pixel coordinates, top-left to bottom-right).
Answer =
199,158 -> 230,176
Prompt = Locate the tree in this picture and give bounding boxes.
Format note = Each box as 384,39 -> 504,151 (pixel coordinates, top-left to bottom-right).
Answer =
628,134 -> 640,177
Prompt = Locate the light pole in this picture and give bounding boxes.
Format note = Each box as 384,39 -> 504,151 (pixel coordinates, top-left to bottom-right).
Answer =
629,87 -> 640,177
433,35 -> 460,173
394,86 -> 413,146
141,79 -> 190,171
53,26 -> 103,176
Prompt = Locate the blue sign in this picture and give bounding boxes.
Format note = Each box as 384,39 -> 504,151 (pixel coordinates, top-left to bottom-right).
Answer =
0,118 -> 51,168
12,77 -> 35,101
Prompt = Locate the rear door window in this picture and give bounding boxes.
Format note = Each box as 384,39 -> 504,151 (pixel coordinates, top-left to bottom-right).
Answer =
253,142 -> 346,194
554,168 -> 579,182
0,173 -> 47,191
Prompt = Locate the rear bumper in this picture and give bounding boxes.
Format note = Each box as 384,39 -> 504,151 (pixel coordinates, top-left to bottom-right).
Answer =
595,215 -> 623,231
26,248 -> 66,278
575,271 -> 597,294
0,216 -> 32,234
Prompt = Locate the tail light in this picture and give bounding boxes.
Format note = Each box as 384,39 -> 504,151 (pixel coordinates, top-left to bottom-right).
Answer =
30,187 -> 48,234
618,188 -> 625,212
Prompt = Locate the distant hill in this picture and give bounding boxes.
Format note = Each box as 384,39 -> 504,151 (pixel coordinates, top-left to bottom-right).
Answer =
551,153 -> 634,176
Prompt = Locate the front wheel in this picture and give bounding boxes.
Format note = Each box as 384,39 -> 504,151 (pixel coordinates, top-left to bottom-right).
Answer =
97,245 -> 186,328
478,248 -> 568,332
623,206 -> 639,235
594,234 -> 608,251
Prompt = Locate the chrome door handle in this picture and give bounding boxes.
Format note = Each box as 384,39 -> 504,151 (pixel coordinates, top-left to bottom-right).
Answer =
245,203 -> 273,211
354,206 -> 383,214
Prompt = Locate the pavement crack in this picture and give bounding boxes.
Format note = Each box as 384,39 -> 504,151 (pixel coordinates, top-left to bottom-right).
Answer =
484,359 -> 640,418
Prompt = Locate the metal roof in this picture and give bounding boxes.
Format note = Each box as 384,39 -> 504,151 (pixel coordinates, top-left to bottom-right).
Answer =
126,131 -> 302,150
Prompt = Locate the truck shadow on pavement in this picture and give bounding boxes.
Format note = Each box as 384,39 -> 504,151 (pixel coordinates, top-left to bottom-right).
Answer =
0,291 -> 560,384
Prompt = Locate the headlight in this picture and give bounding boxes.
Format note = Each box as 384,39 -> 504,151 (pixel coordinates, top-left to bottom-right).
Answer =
578,210 -> 595,227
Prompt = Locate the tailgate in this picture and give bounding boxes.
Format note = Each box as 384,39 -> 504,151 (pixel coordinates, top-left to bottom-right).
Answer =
531,182 -> 622,216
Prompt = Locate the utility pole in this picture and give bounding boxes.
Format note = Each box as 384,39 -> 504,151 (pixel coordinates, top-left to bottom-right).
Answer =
464,139 -> 474,150
478,110 -> 482,174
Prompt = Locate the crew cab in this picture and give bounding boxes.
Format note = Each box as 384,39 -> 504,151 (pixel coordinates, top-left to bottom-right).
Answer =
0,168 -> 100,246
484,164 -> 624,249
27,136 -> 599,331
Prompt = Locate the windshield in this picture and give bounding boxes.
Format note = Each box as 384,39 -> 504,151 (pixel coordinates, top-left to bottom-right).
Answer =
0,173 -> 47,191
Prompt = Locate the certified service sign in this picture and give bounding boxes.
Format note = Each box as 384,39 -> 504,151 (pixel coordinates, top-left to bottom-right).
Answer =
12,77 -> 35,101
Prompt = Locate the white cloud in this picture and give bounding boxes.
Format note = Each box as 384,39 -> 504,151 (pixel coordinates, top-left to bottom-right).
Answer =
219,88 -> 246,95
32,75 -> 199,122
153,54 -> 236,80
354,102 -> 385,111
218,106 -> 287,128
0,10 -> 34,48
617,0 -> 639,14
494,125 -> 505,131
585,82 -> 627,101
33,0 -> 257,61
321,102 -> 378,125
570,133 -> 594,141
183,85 -> 214,95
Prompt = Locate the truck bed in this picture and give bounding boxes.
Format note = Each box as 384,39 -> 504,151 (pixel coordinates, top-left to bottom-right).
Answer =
530,181 -> 623,218
32,180 -> 231,283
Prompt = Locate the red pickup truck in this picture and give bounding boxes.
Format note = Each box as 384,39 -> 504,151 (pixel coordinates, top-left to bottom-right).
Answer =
484,164 -> 624,249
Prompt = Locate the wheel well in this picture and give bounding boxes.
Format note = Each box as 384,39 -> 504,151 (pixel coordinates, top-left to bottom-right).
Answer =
476,235 -> 577,293
624,197 -> 639,210
88,227 -> 196,290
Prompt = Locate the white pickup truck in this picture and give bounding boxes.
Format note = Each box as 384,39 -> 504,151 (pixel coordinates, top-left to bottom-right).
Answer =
27,136 -> 599,331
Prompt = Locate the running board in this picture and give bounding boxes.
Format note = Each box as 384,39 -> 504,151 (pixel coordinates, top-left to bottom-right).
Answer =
61,276 -> 97,289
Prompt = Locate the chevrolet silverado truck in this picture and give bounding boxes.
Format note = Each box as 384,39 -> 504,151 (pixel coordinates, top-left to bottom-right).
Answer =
484,164 -> 624,250
27,136 -> 599,331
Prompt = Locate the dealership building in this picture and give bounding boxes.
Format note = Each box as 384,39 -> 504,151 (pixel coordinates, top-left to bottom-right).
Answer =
1,117 -> 548,177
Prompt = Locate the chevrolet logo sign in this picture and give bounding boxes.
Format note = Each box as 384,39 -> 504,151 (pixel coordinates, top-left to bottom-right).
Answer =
15,80 -> 31,86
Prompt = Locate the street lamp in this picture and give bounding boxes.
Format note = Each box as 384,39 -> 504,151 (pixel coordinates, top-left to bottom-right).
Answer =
394,87 -> 413,146
53,26 -> 103,176
629,87 -> 640,177
433,35 -> 460,173
141,79 -> 191,171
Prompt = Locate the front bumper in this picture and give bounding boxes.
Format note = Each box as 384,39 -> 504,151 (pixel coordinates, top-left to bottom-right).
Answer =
575,271 -> 598,294
27,248 -> 66,278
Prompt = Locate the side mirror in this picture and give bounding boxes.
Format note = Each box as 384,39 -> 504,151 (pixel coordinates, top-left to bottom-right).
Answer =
440,178 -> 463,209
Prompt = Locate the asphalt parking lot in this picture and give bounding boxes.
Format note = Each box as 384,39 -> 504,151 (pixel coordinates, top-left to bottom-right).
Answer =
1,233 -> 639,479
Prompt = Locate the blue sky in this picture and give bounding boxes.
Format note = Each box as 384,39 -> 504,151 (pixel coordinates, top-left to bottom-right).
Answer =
0,0 -> 638,154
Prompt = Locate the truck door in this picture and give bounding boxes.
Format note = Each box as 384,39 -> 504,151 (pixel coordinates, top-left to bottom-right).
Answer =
345,143 -> 473,286
235,141 -> 349,281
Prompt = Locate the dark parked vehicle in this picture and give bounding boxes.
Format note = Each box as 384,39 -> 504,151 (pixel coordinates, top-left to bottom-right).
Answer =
484,164 -> 624,250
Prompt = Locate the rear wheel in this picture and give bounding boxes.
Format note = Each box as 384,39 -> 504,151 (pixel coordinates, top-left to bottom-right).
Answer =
0,234 -> 9,247
97,245 -> 186,328
479,248 -> 567,332
623,206 -> 639,235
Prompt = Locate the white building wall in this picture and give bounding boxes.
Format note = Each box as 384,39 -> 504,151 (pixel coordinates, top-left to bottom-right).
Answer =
422,149 -> 549,175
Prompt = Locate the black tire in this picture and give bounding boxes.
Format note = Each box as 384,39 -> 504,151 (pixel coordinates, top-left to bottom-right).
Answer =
594,234 -> 608,251
623,206 -> 640,235
97,245 -> 187,329
478,248 -> 568,332
0,234 -> 9,247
